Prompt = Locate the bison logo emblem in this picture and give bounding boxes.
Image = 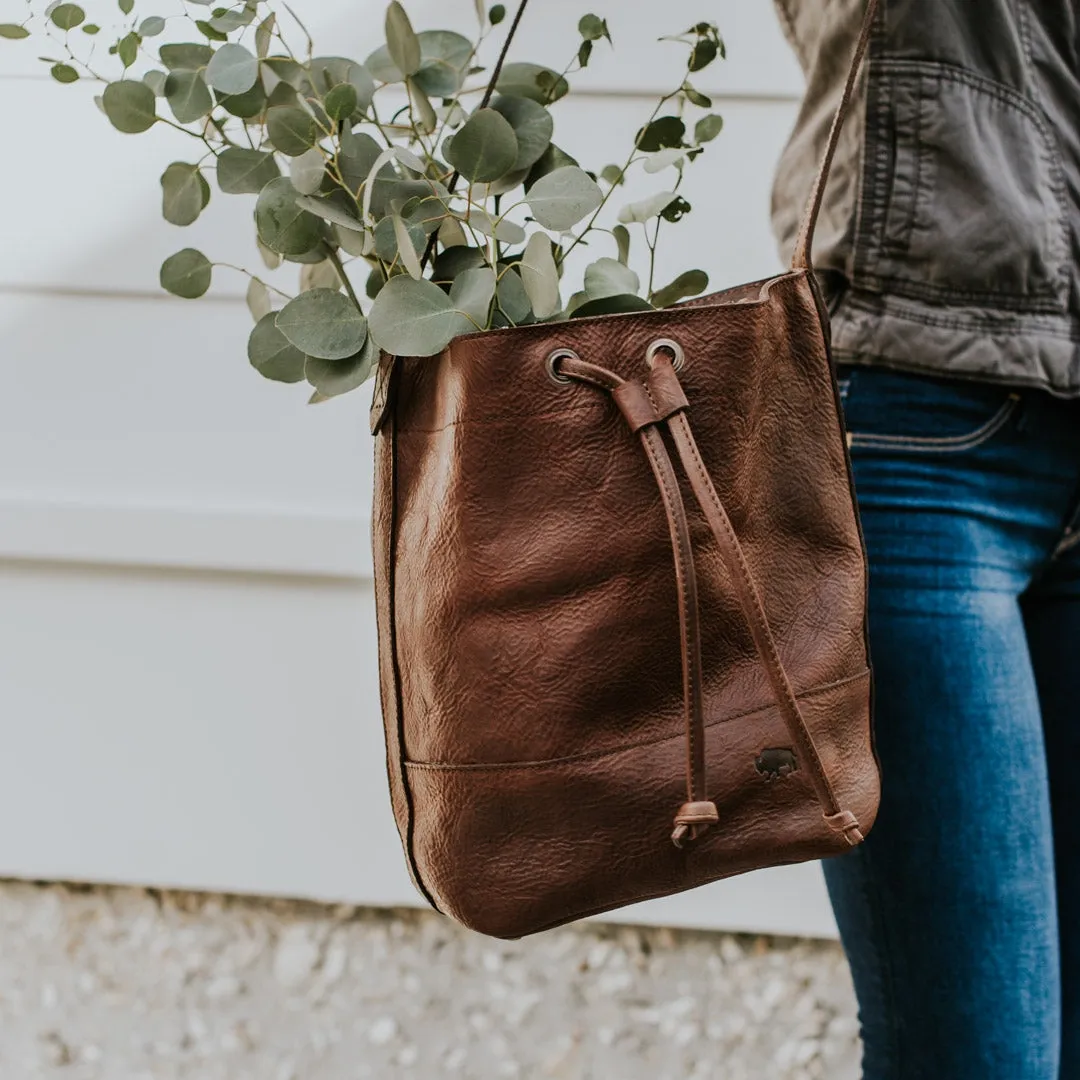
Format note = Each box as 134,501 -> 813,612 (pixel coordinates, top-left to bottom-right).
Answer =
755,748 -> 798,781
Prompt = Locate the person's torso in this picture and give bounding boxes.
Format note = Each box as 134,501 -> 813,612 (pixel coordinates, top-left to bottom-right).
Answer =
772,0 -> 1080,397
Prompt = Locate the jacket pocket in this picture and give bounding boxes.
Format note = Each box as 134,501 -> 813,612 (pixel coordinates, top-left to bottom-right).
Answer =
839,366 -> 1020,454
854,61 -> 1069,314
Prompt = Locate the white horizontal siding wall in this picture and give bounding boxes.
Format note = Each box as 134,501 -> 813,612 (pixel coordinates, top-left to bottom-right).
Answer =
0,0 -> 839,937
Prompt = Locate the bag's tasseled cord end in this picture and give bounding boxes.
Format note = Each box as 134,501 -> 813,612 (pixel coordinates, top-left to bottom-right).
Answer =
671,801 -> 720,849
826,809 -> 865,846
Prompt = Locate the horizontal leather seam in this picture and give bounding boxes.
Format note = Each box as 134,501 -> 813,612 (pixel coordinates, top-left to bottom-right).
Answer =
404,669 -> 871,773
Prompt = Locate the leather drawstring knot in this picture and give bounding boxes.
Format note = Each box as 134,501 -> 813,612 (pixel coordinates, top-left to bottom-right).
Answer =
553,347 -> 864,853
826,810 -> 865,846
672,801 -> 721,849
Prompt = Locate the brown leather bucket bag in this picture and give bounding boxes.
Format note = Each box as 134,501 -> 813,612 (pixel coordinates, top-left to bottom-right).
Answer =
369,1 -> 881,939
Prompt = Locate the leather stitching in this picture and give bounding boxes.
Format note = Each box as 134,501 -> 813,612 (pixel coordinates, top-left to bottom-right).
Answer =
641,426 -> 701,803
670,412 -> 843,816
403,669 -> 871,773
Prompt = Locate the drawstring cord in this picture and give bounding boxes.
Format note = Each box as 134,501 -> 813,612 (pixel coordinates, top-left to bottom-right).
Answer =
553,346 -> 864,850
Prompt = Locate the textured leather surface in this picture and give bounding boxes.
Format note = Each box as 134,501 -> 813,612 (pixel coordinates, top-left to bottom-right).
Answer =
371,270 -> 881,938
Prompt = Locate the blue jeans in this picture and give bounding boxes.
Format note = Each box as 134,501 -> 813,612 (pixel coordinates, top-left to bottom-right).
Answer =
829,364 -> 1080,1079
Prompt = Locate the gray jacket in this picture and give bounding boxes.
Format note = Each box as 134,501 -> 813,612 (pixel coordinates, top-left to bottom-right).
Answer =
772,0 -> 1080,397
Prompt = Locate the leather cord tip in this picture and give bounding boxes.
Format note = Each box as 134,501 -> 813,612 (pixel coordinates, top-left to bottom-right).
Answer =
825,809 -> 865,847
671,801 -> 720,849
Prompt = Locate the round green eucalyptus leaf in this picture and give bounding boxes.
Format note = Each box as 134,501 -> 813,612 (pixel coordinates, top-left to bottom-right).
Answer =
525,143 -> 579,190
142,69 -> 168,96
636,116 -> 686,152
161,162 -> 209,226
570,294 -> 654,319
336,224 -> 369,256
410,30 -> 472,97
308,56 -> 376,112
248,312 -> 307,383
139,16 -> 165,36
366,266 -> 387,299
267,105 -> 318,156
218,81 -> 267,118
217,147 -> 279,194
579,14 -> 608,40
116,30 -> 139,69
165,69 -> 212,123
490,94 -> 553,172
384,1 -> 421,77
695,113 -> 724,144
209,8 -> 255,33
246,277 -> 273,322
466,210 -> 525,246
660,195 -> 692,222
324,83 -> 357,124
298,259 -> 341,294
584,257 -> 640,301
294,193 -> 366,234
336,127 -> 383,195
263,56 -> 308,89
616,190 -> 678,225
195,19 -> 228,42
449,267 -> 496,329
373,215 -> 425,265
400,195 -> 448,235
689,38 -> 718,72
159,43 -> 214,71
256,176 -> 325,255
255,13 -> 275,58
495,62 -> 569,104
489,4 -> 506,24
651,269 -> 709,308
613,223 -> 631,265
0,24 -> 31,39
525,166 -> 602,232
432,245 -> 485,285
368,276 -> 468,357
102,80 -> 157,133
49,4 -> 85,30
266,80 -> 299,111
289,147 -> 326,195
50,62 -> 79,83
305,334 -> 377,397
495,268 -> 533,326
446,108 -> 518,184
160,248 -> 212,298
365,30 -> 471,97
276,288 -> 367,361
204,42 -> 258,95
519,232 -> 560,319
283,246 -> 329,265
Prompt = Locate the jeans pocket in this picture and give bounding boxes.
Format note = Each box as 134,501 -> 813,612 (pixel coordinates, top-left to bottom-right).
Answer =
839,366 -> 1021,454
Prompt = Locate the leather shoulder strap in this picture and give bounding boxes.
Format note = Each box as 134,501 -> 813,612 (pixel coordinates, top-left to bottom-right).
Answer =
791,0 -> 880,270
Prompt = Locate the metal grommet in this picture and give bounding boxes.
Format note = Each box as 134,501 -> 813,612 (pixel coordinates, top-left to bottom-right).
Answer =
546,347 -> 579,385
645,338 -> 686,372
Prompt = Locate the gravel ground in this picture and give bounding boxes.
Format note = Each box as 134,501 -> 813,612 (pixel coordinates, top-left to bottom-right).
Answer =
0,880 -> 861,1079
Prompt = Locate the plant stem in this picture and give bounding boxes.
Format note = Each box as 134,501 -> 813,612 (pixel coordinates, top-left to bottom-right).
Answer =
216,263 -> 292,300
646,218 -> 660,297
419,0 -> 533,272
324,245 -> 363,311
556,89 -> 679,269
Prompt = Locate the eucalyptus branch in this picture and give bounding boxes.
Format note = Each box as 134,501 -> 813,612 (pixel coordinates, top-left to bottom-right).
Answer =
419,0 -> 532,271
5,0 -> 727,398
